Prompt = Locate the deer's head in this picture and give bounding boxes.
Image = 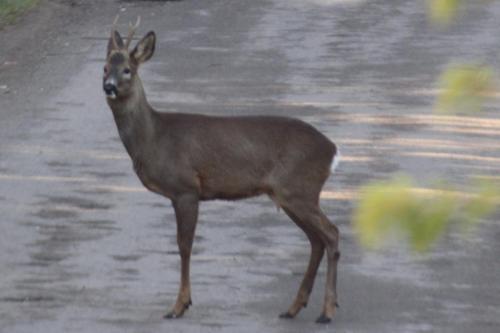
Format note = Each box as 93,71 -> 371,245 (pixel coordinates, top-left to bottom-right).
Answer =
103,16 -> 155,100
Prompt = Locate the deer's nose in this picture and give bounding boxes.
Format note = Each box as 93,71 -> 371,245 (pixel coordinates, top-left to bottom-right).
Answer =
103,78 -> 118,98
103,83 -> 116,95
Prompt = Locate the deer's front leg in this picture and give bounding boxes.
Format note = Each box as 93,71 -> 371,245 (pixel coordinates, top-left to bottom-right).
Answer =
164,194 -> 199,319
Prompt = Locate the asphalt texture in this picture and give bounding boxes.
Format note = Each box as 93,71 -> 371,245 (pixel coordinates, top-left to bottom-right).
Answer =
0,0 -> 499,332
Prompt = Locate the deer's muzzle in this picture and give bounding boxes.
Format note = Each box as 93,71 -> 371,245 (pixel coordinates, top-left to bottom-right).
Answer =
103,79 -> 118,99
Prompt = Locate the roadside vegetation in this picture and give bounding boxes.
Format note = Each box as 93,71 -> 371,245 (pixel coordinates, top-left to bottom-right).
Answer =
0,0 -> 38,27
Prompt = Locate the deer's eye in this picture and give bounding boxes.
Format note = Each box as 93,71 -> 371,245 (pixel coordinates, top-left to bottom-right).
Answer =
123,68 -> 131,75
103,66 -> 108,74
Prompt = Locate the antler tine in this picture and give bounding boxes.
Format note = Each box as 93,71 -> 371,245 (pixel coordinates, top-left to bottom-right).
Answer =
113,14 -> 120,28
125,16 -> 141,49
110,14 -> 120,49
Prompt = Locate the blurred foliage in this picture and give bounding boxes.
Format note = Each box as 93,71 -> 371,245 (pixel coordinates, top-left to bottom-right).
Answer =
428,1 -> 497,115
353,175 -> 499,252
435,64 -> 495,114
354,1 -> 499,254
428,0 -> 495,25
427,0 -> 461,24
459,179 -> 499,228
0,0 -> 37,25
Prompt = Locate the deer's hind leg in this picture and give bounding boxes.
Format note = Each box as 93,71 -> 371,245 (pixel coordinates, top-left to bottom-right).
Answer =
316,210 -> 340,323
279,206 -> 325,319
278,191 -> 340,323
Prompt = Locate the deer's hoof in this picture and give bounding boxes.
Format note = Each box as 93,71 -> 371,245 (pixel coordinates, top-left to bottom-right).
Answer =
279,311 -> 295,319
164,301 -> 191,319
164,311 -> 182,319
164,308 -> 187,319
315,313 -> 332,324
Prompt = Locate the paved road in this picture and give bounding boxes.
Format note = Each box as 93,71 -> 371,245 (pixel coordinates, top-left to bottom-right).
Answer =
1,0 -> 499,332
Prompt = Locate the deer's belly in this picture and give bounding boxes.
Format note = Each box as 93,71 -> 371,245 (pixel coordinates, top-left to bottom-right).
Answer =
198,175 -> 268,201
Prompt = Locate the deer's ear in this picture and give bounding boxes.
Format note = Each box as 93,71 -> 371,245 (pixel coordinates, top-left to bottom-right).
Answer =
130,31 -> 155,64
107,30 -> 124,56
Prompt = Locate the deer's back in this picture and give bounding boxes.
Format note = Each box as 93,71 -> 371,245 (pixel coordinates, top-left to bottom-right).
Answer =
149,112 -> 335,201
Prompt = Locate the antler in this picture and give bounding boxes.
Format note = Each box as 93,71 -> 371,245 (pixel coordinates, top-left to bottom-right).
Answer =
110,14 -> 120,49
125,16 -> 141,49
112,14 -> 120,27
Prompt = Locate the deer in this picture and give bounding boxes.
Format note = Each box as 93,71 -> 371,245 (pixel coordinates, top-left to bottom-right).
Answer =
102,17 -> 341,324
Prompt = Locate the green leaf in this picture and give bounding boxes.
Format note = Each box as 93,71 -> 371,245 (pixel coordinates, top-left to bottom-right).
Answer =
353,175 -> 498,253
428,0 -> 460,25
435,64 -> 494,114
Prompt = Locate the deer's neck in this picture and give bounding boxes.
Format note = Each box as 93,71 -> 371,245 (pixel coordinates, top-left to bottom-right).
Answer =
108,78 -> 156,161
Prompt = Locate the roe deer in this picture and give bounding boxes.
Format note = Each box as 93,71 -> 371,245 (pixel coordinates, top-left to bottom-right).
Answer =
103,17 -> 340,323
